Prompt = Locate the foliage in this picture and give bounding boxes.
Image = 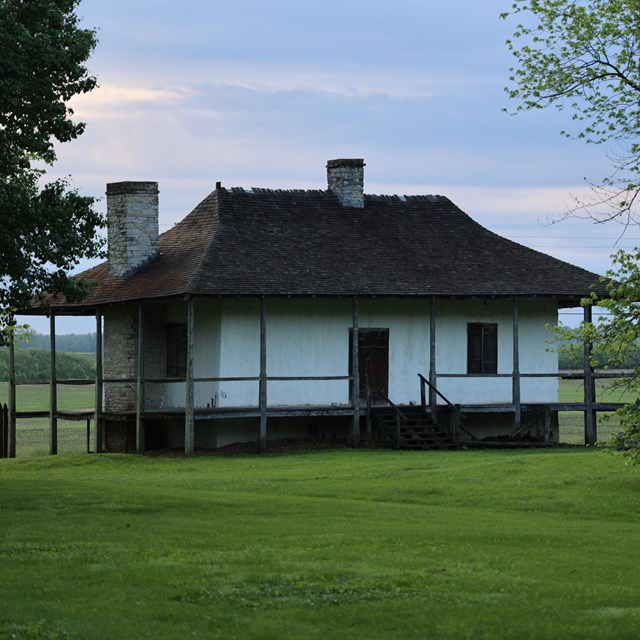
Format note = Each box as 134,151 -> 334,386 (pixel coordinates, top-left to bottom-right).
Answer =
503,1 -> 640,461
0,348 -> 95,382
0,0 -> 104,331
556,335 -> 640,369
15,330 -> 96,353
611,400 -> 640,463
0,450 -> 638,639
555,249 -> 640,460
501,0 -> 640,224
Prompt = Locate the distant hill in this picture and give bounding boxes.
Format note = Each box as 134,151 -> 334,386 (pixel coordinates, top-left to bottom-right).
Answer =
0,348 -> 96,383
15,331 -> 96,353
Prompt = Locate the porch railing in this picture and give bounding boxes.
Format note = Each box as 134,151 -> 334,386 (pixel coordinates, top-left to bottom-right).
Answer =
364,375 -> 409,448
418,373 -> 474,442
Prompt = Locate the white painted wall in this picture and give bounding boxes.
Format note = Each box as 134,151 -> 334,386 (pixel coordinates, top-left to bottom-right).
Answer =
518,300 -> 559,402
359,298 -> 430,404
217,299 -> 261,407
216,298 -> 432,407
159,296 -> 558,409
164,299 -> 222,408
262,298 -> 352,406
435,299 -> 557,404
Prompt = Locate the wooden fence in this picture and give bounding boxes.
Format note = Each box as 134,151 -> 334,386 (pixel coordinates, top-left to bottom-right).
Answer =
0,403 -> 8,458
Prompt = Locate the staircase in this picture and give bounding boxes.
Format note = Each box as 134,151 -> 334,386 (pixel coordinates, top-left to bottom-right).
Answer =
371,405 -> 454,450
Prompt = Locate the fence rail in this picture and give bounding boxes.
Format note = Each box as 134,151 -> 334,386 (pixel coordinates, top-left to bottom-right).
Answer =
0,403 -> 8,458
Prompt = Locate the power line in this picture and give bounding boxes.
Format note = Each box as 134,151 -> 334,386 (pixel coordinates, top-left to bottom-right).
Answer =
559,312 -> 614,316
528,245 -> 632,249
508,235 -> 640,240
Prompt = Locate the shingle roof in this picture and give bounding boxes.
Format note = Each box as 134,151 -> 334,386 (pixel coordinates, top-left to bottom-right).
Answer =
41,187 -> 609,311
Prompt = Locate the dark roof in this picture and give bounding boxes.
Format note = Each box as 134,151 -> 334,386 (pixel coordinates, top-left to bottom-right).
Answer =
41,187 -> 608,312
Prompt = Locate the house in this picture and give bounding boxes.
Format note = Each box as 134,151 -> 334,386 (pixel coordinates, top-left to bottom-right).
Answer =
33,159 -> 608,454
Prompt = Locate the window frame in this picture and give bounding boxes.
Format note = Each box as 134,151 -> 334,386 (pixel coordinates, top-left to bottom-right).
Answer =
166,323 -> 187,378
467,323 -> 498,375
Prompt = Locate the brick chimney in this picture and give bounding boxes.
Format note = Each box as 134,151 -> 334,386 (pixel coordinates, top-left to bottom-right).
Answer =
106,181 -> 159,277
327,158 -> 365,208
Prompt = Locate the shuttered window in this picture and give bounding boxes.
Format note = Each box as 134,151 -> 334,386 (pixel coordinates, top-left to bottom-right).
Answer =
467,323 -> 498,374
166,323 -> 187,378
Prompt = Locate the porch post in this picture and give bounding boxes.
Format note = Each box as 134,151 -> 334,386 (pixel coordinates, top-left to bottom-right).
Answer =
512,298 -> 521,433
544,405 -> 552,443
135,303 -> 145,454
95,309 -> 103,453
583,304 -> 597,445
259,296 -> 267,453
8,320 -> 16,458
351,296 -> 360,445
49,313 -> 58,455
185,297 -> 195,456
429,296 -> 437,417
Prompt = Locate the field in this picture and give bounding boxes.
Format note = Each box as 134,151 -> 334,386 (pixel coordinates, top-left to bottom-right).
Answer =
0,382 -> 95,456
1,379 -> 636,456
557,378 -> 635,445
0,448 -> 639,639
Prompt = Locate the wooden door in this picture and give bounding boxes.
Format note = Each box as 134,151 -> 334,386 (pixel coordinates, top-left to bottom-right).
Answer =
350,329 -> 389,402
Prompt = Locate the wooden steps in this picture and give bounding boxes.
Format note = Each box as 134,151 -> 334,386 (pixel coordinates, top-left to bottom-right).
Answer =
371,406 -> 454,450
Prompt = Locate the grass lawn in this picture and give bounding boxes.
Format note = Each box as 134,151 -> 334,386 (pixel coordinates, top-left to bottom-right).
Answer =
558,378 -> 636,446
0,382 -> 95,456
0,449 -> 639,639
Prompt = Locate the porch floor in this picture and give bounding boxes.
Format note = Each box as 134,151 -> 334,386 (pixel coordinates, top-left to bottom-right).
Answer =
90,399 -> 629,422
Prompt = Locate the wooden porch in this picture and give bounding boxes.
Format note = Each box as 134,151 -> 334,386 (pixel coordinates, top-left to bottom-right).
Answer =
4,297 -> 623,457
1,393 -> 627,458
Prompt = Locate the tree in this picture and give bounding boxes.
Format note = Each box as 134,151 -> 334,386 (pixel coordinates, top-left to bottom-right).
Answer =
501,0 -> 640,226
0,0 -> 104,332
502,1 -> 640,462
554,252 -> 640,462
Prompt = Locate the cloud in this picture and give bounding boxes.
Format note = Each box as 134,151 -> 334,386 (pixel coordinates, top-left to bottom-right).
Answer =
60,2 -> 622,271
69,84 -> 193,122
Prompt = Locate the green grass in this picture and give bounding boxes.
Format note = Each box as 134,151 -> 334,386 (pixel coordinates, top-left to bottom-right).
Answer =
0,382 -> 95,412
0,449 -> 639,639
0,383 -> 95,456
558,378 -> 636,404
558,378 -> 637,445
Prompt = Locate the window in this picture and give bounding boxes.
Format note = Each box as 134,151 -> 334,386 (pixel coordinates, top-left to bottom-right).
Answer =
166,323 -> 187,378
467,323 -> 497,374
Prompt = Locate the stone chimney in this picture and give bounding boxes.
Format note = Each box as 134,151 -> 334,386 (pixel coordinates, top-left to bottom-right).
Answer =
106,181 -> 159,277
327,158 -> 365,208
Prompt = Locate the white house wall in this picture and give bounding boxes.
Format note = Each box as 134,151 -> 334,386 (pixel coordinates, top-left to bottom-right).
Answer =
163,299 -> 222,408
435,299 -> 557,404
216,298 -> 433,407
518,300 -> 559,402
217,299 -> 261,407
156,296 -> 558,410
359,298 -> 430,404
262,298 -> 352,406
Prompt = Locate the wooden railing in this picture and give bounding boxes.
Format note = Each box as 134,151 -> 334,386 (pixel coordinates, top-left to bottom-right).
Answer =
364,376 -> 409,448
418,373 -> 457,417
418,373 -> 475,442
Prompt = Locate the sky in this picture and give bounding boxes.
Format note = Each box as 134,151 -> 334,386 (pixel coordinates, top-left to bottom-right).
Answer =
21,0 -> 637,333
